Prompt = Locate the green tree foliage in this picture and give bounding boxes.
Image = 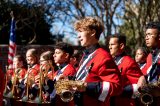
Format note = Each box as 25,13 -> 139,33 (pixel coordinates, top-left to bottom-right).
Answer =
0,0 -> 54,45
119,0 -> 160,55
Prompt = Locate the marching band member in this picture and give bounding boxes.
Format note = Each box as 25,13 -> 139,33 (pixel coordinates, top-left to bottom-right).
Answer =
73,17 -> 122,106
3,55 -> 27,106
53,42 -> 76,106
4,55 -> 27,97
108,34 -> 142,106
53,42 -> 76,81
39,51 -> 55,80
142,22 -> 160,78
38,50 -> 55,102
12,55 -> 27,98
135,47 -> 148,70
24,48 -> 40,100
138,22 -> 160,105
52,42 -> 76,106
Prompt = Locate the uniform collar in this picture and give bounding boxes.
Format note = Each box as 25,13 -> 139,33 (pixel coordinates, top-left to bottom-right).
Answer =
114,52 -> 126,63
151,48 -> 160,56
28,63 -> 37,68
84,44 -> 100,55
114,52 -> 126,60
139,62 -> 146,66
58,63 -> 68,69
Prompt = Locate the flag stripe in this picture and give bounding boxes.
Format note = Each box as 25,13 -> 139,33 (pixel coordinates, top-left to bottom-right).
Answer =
8,18 -> 16,69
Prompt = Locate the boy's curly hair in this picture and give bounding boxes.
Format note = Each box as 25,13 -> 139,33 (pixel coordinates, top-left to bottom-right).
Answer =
74,17 -> 104,39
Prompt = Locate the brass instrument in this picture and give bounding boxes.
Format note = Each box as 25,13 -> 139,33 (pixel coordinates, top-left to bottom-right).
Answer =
55,79 -> 85,102
34,63 -> 51,104
34,65 -> 44,103
6,68 -> 21,98
139,80 -> 160,106
42,63 -> 50,78
140,93 -> 153,106
22,68 -> 31,102
55,63 -> 94,102
20,63 -> 51,103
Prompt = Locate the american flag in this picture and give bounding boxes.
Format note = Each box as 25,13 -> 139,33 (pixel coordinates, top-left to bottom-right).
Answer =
8,18 -> 16,69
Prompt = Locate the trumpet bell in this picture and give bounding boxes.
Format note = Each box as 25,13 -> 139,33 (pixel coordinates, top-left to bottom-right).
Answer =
60,90 -> 74,102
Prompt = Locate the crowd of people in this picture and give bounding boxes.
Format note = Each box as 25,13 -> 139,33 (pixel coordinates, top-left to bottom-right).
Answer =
0,16 -> 160,106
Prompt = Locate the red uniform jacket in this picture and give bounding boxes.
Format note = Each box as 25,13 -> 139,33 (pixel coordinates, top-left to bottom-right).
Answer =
5,68 -> 26,94
12,68 -> 27,81
28,64 -> 40,77
54,63 -> 76,106
0,69 -> 5,106
53,64 -> 76,79
47,69 -> 54,80
75,47 -> 121,106
26,64 -> 40,95
142,53 -> 160,72
142,53 -> 152,75
27,64 -> 40,85
112,53 -> 142,106
18,68 -> 27,79
142,50 -> 160,82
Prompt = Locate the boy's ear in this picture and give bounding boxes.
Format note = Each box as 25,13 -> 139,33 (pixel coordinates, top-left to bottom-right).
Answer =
65,53 -> 69,59
91,29 -> 96,36
120,43 -> 124,50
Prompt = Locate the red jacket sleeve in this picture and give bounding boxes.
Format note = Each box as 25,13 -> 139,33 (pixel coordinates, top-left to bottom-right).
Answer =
85,54 -> 122,102
119,56 -> 142,97
98,57 -> 122,98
